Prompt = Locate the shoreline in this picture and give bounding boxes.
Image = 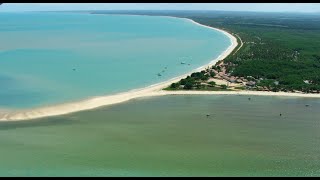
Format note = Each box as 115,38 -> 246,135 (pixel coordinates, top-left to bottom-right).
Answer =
0,16 -> 238,121
158,90 -> 320,98
2,88 -> 320,121
3,15 -> 319,122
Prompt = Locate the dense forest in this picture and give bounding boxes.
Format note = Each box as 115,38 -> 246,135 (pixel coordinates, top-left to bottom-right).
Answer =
188,12 -> 320,92
93,10 -> 320,93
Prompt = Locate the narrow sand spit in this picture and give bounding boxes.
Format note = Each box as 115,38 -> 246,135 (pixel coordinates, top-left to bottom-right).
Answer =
2,16 -> 319,122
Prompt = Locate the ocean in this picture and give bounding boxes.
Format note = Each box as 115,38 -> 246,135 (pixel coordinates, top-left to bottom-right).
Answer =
0,12 -> 231,109
0,95 -> 319,176
2,12 -> 316,177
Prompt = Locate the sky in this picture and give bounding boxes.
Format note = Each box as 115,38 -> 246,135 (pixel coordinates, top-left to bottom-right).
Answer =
0,3 -> 319,13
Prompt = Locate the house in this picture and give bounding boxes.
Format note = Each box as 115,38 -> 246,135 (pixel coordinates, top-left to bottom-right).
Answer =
223,76 -> 230,82
246,81 -> 256,86
236,79 -> 243,83
303,80 -> 310,84
229,77 -> 236,83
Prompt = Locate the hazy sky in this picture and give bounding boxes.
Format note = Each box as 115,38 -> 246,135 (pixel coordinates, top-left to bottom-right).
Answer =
0,3 -> 320,13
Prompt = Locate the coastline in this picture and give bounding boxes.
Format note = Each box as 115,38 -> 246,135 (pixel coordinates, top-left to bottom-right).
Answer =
2,15 -> 319,122
0,16 -> 238,121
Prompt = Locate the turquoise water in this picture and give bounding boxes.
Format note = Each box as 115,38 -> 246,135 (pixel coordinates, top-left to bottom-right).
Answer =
0,95 -> 319,176
0,12 -> 231,109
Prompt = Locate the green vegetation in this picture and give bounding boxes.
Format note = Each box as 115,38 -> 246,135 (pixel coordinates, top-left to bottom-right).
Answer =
220,84 -> 228,90
210,71 -> 216,78
188,12 -> 320,93
164,71 -> 232,91
93,10 -> 320,93
208,81 -> 216,86
234,86 -> 246,90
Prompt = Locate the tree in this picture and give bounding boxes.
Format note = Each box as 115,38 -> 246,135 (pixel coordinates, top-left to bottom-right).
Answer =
201,75 -> 209,81
180,79 -> 187,85
208,81 -> 216,87
210,71 -> 216,78
271,86 -> 279,92
170,83 -> 178,89
184,82 -> 193,90
216,65 -> 221,72
196,84 -> 205,89
220,84 -> 227,89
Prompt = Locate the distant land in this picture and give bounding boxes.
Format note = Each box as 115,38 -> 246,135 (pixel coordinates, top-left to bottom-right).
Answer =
90,10 -> 320,94
1,10 -> 320,121
1,9 -> 320,177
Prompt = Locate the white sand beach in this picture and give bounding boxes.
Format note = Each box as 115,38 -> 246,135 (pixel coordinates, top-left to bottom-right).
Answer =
0,17 -> 237,121
1,17 -> 319,122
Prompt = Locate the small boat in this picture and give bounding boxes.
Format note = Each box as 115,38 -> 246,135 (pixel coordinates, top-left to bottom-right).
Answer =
206,114 -> 210,117
157,73 -> 162,77
305,104 -> 310,107
181,62 -> 186,65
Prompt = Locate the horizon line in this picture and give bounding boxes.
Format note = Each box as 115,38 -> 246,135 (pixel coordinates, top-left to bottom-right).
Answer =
1,9 -> 320,14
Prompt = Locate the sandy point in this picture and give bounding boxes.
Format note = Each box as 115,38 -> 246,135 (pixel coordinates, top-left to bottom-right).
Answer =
1,15 -> 284,122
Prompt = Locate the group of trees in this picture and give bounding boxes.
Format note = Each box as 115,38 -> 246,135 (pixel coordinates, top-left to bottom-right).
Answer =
168,70 -> 223,91
190,13 -> 320,93
170,71 -> 208,90
226,41 -> 320,92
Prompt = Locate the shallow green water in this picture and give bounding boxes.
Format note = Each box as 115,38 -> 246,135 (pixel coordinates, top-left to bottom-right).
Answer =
0,95 -> 319,176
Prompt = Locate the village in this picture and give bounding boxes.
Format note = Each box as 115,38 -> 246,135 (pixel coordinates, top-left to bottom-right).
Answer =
209,61 -> 257,90
166,59 -> 293,93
